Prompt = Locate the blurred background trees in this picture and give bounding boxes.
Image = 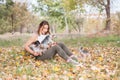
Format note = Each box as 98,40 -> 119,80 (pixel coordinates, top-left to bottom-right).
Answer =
0,0 -> 120,35
0,0 -> 38,34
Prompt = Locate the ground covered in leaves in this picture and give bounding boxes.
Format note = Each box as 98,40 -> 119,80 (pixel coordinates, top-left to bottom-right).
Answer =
0,45 -> 120,80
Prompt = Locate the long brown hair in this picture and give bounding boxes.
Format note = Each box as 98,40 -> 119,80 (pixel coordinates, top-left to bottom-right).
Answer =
37,20 -> 50,35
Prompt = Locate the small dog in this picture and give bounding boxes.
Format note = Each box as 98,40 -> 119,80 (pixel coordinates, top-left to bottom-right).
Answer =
29,35 -> 55,53
29,40 -> 41,53
79,47 -> 91,61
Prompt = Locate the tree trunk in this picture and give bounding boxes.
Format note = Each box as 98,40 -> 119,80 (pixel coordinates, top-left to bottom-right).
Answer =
104,0 -> 111,30
52,25 -> 56,34
11,14 -> 14,34
20,24 -> 24,33
65,17 -> 69,33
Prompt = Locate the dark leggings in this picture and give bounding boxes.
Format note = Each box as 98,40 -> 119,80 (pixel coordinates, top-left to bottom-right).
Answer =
35,43 -> 73,61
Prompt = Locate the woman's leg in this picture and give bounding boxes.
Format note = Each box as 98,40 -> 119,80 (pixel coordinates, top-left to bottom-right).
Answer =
57,43 -> 78,61
57,43 -> 73,56
35,45 -> 70,61
35,44 -> 81,66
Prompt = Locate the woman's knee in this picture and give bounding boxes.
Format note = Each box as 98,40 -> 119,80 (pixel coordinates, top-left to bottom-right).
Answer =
52,45 -> 61,50
57,43 -> 65,47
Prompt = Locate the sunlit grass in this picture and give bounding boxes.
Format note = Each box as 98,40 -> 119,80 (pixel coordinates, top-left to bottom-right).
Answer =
58,35 -> 120,47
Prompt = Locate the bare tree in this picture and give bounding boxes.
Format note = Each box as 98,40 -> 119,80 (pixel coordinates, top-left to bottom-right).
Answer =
87,0 -> 111,31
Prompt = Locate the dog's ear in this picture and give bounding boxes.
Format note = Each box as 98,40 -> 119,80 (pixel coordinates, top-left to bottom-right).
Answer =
32,40 -> 40,46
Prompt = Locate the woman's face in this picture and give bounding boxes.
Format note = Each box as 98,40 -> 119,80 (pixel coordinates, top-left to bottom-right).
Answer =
41,25 -> 49,34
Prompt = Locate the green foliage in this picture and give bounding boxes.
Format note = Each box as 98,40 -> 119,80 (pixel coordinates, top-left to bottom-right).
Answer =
0,0 -> 14,34
86,0 -> 105,11
62,0 -> 77,12
36,0 -> 63,17
0,19 -> 12,34
0,1 -> 37,34
6,0 -> 14,9
35,0 -> 86,33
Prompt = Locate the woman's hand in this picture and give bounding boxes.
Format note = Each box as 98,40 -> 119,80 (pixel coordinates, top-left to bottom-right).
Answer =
51,42 -> 57,46
33,52 -> 42,56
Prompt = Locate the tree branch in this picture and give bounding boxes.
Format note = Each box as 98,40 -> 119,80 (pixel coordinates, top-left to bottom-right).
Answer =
98,0 -> 106,6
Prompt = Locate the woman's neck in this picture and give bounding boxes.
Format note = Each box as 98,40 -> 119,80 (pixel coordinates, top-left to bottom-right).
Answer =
39,32 -> 46,35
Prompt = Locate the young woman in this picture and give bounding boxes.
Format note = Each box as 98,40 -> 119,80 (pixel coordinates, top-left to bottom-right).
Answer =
24,20 -> 81,66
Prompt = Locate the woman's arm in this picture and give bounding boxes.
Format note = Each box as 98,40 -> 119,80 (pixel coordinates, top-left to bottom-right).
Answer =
24,34 -> 40,56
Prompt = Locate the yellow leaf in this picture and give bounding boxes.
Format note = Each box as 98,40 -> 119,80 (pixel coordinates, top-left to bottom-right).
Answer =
52,66 -> 60,72
67,72 -> 73,77
101,73 -> 106,78
35,61 -> 41,66
94,70 -> 99,73
16,56 -> 20,60
0,48 -> 2,53
36,78 -> 42,80
16,62 -> 19,66
96,64 -> 104,69
42,69 -> 50,77
98,57 -> 103,61
21,51 -> 25,55
87,74 -> 92,78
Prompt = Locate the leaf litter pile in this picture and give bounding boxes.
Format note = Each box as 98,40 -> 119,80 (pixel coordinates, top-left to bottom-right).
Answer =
0,45 -> 120,80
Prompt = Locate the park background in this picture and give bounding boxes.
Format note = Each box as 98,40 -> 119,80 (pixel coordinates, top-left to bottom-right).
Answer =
0,0 -> 120,80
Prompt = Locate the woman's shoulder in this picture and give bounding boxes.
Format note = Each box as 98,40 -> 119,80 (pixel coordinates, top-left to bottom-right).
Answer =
24,33 -> 38,46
